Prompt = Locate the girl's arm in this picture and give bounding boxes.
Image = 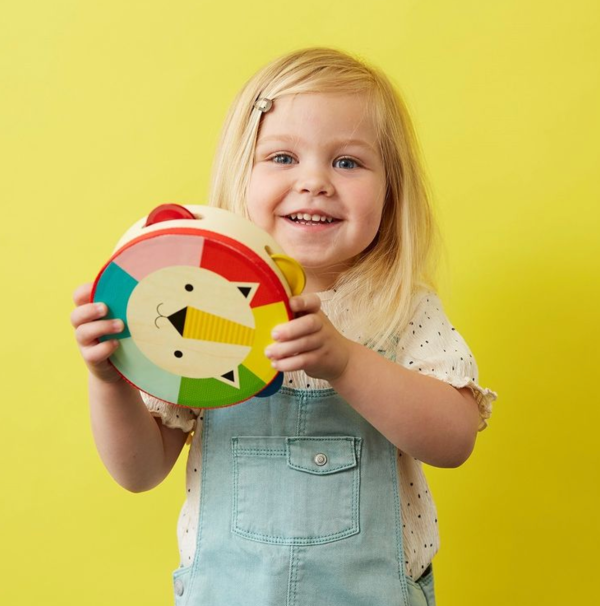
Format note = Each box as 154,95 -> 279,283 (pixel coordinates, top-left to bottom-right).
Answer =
87,376 -> 188,492
266,294 -> 480,468
72,284 -> 188,492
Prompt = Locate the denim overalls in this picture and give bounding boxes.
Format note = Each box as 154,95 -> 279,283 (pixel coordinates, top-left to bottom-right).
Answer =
172,387 -> 435,606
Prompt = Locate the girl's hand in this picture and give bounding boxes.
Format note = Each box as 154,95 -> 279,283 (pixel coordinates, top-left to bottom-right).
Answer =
70,283 -> 124,383
265,294 -> 351,382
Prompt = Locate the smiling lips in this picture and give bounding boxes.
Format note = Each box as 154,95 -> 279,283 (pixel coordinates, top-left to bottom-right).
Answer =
285,212 -> 338,225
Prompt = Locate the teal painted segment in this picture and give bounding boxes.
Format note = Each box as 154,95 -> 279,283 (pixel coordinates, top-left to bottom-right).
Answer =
111,337 -> 182,403
94,262 -> 137,341
179,365 -> 265,409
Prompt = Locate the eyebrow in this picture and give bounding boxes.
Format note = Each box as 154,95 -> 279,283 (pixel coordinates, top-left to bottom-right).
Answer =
256,134 -> 378,153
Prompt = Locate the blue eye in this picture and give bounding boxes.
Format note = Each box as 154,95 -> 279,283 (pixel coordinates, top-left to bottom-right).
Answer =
272,154 -> 295,165
335,157 -> 358,169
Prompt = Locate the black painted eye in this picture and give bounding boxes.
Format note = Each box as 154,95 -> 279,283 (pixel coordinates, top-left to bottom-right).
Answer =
185,284 -> 193,292
174,351 -> 183,358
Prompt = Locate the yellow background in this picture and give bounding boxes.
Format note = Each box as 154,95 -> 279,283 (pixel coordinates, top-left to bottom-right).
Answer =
1,1 -> 598,604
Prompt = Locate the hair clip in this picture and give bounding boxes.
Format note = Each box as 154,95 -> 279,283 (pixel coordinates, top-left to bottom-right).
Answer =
253,97 -> 273,113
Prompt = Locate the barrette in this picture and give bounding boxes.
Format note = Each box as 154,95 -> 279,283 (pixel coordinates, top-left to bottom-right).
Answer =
253,97 -> 273,113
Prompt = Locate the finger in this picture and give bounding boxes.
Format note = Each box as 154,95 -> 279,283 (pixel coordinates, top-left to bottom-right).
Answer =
73,283 -> 94,306
272,313 -> 322,342
269,352 -> 316,373
265,333 -> 322,360
289,293 -> 321,315
81,340 -> 120,365
75,318 -> 124,346
70,302 -> 108,328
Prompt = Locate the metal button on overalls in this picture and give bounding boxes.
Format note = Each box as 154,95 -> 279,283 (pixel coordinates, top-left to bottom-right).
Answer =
313,453 -> 327,466
174,578 -> 184,597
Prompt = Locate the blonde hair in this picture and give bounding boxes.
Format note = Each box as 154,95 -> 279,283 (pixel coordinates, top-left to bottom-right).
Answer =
209,47 -> 440,349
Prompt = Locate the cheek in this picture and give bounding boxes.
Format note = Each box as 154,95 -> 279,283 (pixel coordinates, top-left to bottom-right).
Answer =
246,205 -> 266,230
355,190 -> 385,227
360,200 -> 385,244
245,195 -> 273,233
247,175 -> 289,224
248,169 -> 278,205
246,175 -> 267,221
364,216 -> 383,247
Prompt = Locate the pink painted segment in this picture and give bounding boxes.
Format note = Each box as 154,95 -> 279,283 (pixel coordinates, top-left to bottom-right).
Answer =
114,233 -> 205,280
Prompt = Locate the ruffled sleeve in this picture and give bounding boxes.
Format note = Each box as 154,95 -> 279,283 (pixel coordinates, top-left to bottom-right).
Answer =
140,392 -> 199,433
396,292 -> 497,430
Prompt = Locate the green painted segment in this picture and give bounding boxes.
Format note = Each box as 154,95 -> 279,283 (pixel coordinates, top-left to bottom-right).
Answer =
178,365 -> 265,408
111,337 -> 181,403
94,262 -> 137,341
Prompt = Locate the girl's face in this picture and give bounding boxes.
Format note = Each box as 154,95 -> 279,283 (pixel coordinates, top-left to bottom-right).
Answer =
247,93 -> 386,292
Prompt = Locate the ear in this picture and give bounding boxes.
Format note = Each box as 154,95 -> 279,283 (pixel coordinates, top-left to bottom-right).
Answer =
145,204 -> 196,226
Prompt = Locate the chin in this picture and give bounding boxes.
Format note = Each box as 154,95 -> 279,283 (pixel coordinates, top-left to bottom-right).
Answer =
299,259 -> 350,282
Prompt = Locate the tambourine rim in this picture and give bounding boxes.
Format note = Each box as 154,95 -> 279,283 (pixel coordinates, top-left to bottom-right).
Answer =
92,226 -> 291,308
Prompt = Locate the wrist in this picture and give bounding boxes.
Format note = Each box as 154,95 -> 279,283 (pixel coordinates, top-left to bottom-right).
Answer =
327,338 -> 357,388
88,369 -> 127,395
89,362 -> 123,385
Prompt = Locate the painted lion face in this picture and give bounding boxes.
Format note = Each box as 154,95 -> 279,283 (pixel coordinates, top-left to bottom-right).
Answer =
93,204 -> 304,408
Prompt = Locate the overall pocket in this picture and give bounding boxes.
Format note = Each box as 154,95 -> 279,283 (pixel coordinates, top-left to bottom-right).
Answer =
232,436 -> 361,545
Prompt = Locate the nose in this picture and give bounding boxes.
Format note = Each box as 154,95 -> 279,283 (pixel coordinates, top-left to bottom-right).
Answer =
293,164 -> 334,197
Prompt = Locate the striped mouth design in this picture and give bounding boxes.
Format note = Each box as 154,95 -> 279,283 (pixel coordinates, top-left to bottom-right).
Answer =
168,306 -> 255,346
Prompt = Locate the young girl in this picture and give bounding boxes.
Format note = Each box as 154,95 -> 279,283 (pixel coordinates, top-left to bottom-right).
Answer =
71,48 -> 496,606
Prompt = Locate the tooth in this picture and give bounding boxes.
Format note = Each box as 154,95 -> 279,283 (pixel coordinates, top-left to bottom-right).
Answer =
327,218 -> 333,223
302,213 -> 311,220
320,216 -> 327,222
311,214 -> 321,221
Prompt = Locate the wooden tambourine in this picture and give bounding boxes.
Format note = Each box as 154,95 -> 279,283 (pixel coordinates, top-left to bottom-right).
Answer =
92,204 -> 305,409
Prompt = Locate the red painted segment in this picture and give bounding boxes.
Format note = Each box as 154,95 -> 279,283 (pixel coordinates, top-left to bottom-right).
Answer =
200,238 -> 284,308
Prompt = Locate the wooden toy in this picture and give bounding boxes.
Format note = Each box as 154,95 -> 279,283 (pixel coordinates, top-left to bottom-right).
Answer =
92,204 -> 305,408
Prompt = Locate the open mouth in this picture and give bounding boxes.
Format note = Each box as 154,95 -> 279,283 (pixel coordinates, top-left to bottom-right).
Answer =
285,213 -> 339,225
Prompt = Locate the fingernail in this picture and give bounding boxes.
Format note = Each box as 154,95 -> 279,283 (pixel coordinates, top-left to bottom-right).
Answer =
271,329 -> 280,340
96,303 -> 107,315
264,347 -> 273,359
113,320 -> 124,332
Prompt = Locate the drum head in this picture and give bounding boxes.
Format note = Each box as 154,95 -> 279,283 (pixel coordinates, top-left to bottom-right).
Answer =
93,227 -> 293,408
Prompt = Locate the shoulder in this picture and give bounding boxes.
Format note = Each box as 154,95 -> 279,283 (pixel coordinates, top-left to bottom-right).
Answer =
399,290 -> 449,341
396,289 -> 469,363
409,289 -> 445,317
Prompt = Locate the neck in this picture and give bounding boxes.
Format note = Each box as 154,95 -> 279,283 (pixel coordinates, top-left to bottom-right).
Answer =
302,270 -> 337,294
